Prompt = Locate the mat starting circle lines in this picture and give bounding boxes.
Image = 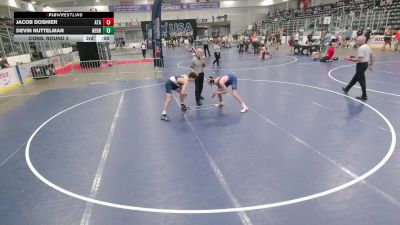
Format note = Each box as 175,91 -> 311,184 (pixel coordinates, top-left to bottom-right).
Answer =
25,80 -> 396,214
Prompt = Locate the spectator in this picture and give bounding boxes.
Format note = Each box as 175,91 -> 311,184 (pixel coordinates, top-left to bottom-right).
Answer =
203,36 -> 211,57
275,30 -> 281,49
141,41 -> 147,58
307,31 -> 314,44
0,56 -> 10,69
321,31 -> 332,45
392,28 -> 400,51
238,35 -> 244,54
294,31 -> 299,45
383,26 -> 393,50
357,27 -> 364,37
212,42 -> 221,67
364,27 -> 372,43
343,26 -> 353,48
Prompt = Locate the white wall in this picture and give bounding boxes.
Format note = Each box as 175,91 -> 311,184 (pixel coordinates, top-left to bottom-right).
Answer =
114,7 -> 267,34
52,5 -> 268,34
7,54 -> 31,66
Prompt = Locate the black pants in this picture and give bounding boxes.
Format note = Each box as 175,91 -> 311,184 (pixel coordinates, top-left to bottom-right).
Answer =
213,52 -> 220,66
203,44 -> 210,57
238,44 -> 244,53
195,72 -> 204,103
320,56 -> 329,62
365,36 -> 370,43
142,49 -> 146,58
345,62 -> 368,97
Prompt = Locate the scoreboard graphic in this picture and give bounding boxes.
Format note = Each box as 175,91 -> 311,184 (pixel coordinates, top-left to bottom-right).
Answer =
14,12 -> 114,43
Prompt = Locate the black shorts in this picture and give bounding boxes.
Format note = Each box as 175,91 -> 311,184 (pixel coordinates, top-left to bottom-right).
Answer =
165,80 -> 179,94
345,37 -> 350,41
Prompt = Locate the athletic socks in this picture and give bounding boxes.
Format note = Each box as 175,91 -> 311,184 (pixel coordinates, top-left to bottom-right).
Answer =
240,103 -> 248,113
214,100 -> 224,107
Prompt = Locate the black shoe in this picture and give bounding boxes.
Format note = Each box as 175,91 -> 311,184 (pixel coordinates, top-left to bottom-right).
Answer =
341,87 -> 348,95
355,96 -> 368,101
200,96 -> 205,100
196,102 -> 202,106
161,114 -> 170,121
181,104 -> 188,111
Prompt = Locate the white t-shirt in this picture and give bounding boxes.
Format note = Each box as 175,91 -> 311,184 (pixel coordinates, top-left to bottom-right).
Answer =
357,44 -> 372,63
213,44 -> 221,53
203,37 -> 209,45
294,33 -> 299,41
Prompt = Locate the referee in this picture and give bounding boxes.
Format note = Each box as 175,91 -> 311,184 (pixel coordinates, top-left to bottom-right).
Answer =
191,48 -> 205,106
342,35 -> 373,100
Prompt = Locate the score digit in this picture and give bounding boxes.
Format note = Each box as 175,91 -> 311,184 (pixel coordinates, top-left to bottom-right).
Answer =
103,26 -> 114,34
102,18 -> 114,26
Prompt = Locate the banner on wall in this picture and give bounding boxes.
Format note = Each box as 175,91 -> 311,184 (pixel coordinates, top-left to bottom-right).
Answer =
141,19 -> 197,40
369,35 -> 396,48
109,1 -> 220,12
0,67 -> 20,91
152,0 -> 164,67
323,17 -> 331,24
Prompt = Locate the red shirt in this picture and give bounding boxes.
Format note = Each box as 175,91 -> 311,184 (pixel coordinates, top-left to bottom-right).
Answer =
327,47 -> 335,60
396,30 -> 400,41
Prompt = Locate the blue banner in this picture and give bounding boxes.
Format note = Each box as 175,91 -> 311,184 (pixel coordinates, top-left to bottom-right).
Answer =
141,19 -> 197,40
109,5 -> 150,12
185,2 -> 220,9
152,0 -> 163,67
109,1 -> 220,12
